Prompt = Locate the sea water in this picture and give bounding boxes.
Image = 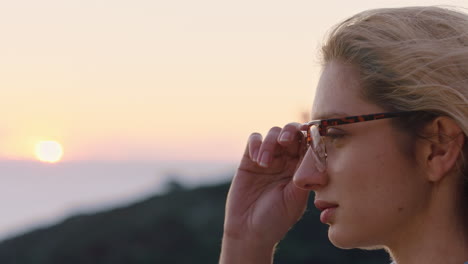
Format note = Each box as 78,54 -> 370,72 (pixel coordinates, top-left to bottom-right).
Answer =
0,160 -> 235,241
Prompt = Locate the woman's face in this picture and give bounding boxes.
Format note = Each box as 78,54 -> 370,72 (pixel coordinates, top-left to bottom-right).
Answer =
294,61 -> 431,249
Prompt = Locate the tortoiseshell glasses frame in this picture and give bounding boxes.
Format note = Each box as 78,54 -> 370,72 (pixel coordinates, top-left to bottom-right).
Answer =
303,111 -> 418,172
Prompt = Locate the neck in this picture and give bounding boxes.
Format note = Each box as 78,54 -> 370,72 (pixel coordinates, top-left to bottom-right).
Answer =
387,222 -> 468,264
386,181 -> 468,264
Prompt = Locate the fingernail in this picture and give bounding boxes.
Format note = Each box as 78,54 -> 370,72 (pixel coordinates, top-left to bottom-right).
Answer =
279,132 -> 291,142
253,149 -> 259,162
259,151 -> 270,168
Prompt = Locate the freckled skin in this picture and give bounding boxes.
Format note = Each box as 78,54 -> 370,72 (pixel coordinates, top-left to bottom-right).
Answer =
305,61 -> 431,249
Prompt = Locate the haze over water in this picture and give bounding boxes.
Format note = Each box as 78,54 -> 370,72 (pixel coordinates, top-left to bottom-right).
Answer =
0,160 -> 235,241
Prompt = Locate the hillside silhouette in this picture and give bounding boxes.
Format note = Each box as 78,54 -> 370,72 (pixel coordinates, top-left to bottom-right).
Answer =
0,178 -> 389,263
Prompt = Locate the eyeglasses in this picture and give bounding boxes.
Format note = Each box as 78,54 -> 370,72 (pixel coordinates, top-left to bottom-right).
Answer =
303,111 -> 418,172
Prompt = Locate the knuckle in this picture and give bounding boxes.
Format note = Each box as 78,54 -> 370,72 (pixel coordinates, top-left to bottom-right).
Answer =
283,122 -> 301,131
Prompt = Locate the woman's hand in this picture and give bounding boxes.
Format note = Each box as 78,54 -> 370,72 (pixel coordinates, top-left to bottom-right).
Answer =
220,123 -> 311,263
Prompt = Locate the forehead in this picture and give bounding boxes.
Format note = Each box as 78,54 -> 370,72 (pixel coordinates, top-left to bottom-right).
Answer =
312,61 -> 383,119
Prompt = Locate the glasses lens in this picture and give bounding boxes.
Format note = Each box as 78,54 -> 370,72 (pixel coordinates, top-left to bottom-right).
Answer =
309,125 -> 326,172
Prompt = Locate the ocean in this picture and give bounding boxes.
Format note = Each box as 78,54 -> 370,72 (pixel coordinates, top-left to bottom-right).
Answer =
0,160 -> 236,241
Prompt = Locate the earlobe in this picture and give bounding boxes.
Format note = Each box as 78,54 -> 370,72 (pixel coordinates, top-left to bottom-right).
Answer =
423,117 -> 465,182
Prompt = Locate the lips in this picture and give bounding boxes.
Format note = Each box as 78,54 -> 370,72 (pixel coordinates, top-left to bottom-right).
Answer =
314,200 -> 338,211
315,200 -> 339,224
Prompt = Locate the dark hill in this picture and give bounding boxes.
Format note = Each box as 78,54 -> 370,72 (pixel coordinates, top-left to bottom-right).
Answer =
0,180 -> 388,263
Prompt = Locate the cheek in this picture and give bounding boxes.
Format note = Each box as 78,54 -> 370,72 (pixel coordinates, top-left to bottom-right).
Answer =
326,140 -> 425,247
328,131 -> 409,180
327,136 -> 386,180
328,136 -> 422,210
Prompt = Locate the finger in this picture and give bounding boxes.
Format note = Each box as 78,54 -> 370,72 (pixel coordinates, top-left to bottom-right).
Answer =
299,123 -> 309,131
257,126 -> 282,168
277,122 -> 302,145
238,133 -> 263,171
247,132 -> 263,162
277,123 -> 307,158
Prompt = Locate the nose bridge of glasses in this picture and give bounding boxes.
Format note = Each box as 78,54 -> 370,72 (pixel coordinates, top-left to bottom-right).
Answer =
303,134 -> 327,173
310,126 -> 324,148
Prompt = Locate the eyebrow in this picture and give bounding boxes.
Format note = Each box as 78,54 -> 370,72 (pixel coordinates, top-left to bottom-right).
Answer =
311,111 -> 350,120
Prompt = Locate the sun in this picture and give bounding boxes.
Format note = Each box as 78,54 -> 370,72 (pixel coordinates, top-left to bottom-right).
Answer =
35,141 -> 64,163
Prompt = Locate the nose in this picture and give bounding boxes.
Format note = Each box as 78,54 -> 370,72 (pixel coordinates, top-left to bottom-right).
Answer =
293,148 -> 328,190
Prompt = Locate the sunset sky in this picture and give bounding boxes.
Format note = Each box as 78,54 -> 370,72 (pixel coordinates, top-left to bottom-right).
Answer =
1,0 -> 466,162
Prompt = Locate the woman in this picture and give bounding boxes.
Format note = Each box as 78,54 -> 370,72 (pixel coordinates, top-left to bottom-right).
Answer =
220,6 -> 468,264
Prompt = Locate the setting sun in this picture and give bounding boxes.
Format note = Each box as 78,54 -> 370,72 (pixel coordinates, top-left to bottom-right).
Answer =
35,141 -> 64,163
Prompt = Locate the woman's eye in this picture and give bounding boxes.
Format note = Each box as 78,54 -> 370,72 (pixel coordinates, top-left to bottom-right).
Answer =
325,129 -> 347,147
326,133 -> 346,144
326,128 -> 345,139
327,133 -> 345,139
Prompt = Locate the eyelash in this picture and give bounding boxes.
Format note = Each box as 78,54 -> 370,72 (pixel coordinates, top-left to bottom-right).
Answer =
326,133 -> 345,140
325,128 -> 346,139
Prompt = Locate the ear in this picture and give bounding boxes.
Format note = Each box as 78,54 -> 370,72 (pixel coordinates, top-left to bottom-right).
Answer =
420,117 -> 465,182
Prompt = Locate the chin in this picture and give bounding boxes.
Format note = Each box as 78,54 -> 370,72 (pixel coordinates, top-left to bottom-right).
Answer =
327,224 -> 383,250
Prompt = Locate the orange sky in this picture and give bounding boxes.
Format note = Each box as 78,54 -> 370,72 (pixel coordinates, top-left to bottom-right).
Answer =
1,0 -> 466,162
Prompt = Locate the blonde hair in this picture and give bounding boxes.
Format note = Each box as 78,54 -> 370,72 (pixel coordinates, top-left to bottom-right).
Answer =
321,6 -> 468,170
322,6 -> 468,114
